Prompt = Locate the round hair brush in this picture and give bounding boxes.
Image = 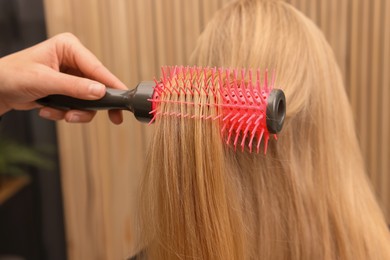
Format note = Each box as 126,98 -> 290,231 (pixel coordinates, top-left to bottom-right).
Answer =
37,66 -> 286,153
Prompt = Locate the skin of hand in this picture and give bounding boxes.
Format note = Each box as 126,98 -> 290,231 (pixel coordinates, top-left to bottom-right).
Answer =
0,32 -> 128,124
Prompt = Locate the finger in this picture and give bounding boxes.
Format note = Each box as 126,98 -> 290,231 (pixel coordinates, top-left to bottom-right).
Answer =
108,109 -> 123,124
39,107 -> 66,120
54,33 -> 128,90
64,110 -> 97,123
36,66 -> 106,100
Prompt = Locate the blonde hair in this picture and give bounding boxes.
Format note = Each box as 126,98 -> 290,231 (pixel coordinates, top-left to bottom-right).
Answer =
137,0 -> 390,259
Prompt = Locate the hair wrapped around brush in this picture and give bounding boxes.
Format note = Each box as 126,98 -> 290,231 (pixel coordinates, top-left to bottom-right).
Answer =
149,66 -> 285,153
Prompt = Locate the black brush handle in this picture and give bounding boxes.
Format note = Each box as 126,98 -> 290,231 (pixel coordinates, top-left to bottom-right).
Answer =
37,88 -> 132,111
37,81 -> 156,122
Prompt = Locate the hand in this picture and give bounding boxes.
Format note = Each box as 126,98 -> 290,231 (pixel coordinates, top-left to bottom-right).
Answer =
0,32 -> 127,124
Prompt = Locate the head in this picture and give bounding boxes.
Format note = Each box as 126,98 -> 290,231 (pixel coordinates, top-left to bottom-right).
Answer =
137,0 -> 390,259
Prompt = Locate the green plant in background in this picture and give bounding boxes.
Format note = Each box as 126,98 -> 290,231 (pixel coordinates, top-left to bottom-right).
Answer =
0,135 -> 54,188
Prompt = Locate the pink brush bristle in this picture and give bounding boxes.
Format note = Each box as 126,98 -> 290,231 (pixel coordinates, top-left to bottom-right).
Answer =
149,66 -> 280,154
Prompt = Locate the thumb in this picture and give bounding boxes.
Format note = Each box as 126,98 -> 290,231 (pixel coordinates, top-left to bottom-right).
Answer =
38,68 -> 106,100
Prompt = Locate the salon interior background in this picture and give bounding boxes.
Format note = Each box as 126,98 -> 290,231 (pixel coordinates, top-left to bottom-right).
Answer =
3,0 -> 389,259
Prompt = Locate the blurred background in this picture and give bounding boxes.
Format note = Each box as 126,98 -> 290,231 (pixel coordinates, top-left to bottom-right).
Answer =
0,0 -> 389,259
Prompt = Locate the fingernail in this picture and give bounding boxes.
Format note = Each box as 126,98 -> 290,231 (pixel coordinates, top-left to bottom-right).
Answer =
39,109 -> 51,118
68,114 -> 81,123
89,83 -> 105,98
